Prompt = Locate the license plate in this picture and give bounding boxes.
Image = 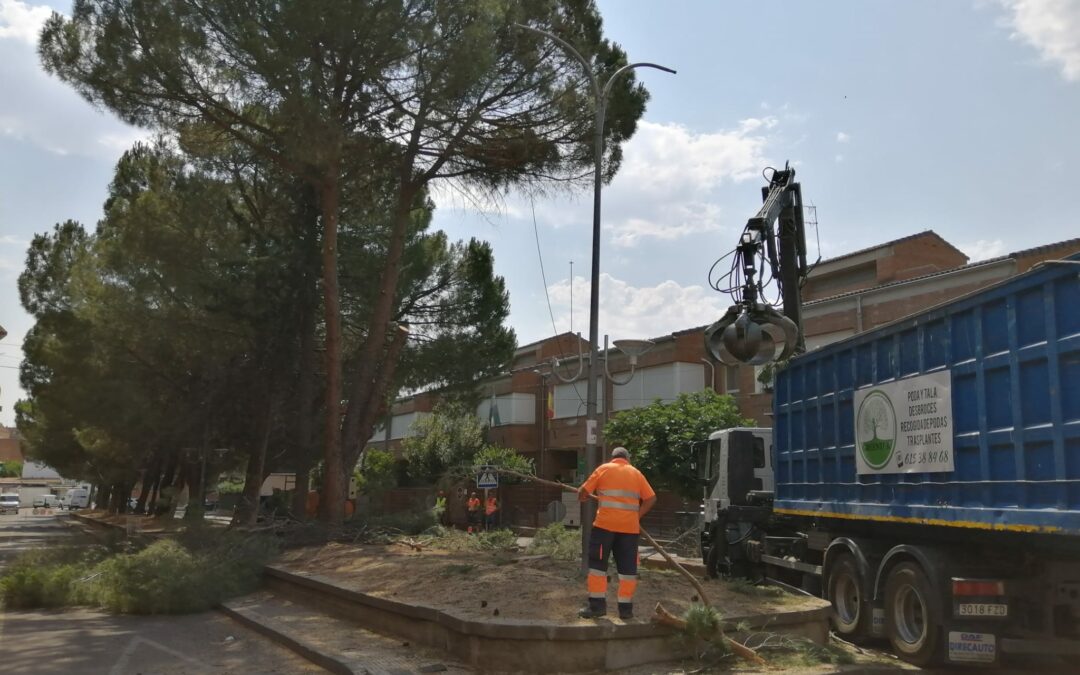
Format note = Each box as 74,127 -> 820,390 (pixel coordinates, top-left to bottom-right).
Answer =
948,631 -> 996,663
957,603 -> 1008,617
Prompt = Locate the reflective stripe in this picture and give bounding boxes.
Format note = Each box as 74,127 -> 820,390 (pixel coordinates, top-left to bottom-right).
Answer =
599,500 -> 639,511
588,569 -> 607,577
599,489 -> 640,499
618,574 -> 637,581
588,592 -> 606,599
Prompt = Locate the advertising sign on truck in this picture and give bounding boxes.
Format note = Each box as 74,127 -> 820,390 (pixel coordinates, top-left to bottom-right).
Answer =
854,370 -> 954,474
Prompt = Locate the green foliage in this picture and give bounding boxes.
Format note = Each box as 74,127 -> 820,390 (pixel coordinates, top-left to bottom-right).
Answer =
216,474 -> 246,495
603,390 -> 752,497
678,604 -> 730,663
525,523 -> 580,561
354,449 -> 398,496
0,533 -> 277,613
472,446 -> 534,483
726,578 -> 786,598
402,401 -> 487,481
426,526 -> 517,553
0,461 -> 22,478
361,509 -> 439,536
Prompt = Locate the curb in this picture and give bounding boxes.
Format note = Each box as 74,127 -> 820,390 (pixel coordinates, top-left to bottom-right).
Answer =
217,603 -> 355,675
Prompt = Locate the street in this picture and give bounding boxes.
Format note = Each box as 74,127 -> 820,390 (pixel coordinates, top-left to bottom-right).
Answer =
0,510 -> 325,674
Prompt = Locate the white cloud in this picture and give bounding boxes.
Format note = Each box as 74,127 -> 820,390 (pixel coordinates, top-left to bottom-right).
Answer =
834,154 -> 845,163
961,238 -> 1008,261
836,131 -> 851,143
546,273 -> 728,340
618,119 -> 776,195
0,0 -> 50,44
998,0 -> 1080,81
0,234 -> 27,246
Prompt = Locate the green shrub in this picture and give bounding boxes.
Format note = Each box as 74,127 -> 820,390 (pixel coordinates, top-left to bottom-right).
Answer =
363,509 -> 438,535
526,523 -> 580,561
425,526 -> 517,553
0,531 -> 277,614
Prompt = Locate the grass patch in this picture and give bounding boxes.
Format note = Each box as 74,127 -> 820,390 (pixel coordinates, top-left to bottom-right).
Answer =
724,577 -> 786,598
0,530 -> 277,614
525,523 -> 580,561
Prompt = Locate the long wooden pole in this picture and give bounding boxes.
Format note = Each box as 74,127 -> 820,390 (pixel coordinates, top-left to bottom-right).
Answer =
493,467 -> 765,665
494,469 -> 710,605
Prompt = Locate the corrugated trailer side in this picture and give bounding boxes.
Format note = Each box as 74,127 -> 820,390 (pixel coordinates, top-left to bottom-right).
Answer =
774,255 -> 1080,536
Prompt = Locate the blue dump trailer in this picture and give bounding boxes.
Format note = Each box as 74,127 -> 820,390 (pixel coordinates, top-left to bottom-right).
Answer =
697,255 -> 1080,666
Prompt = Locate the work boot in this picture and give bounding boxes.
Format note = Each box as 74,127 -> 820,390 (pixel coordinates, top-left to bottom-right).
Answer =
578,599 -> 607,619
618,603 -> 633,620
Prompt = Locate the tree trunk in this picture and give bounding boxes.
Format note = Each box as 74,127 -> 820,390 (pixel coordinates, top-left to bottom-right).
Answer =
234,399 -> 275,528
183,457 -> 205,521
343,323 -> 410,473
136,456 -> 160,515
96,484 -> 111,511
291,199 -> 319,521
318,173 -> 345,525
340,191 -> 416,471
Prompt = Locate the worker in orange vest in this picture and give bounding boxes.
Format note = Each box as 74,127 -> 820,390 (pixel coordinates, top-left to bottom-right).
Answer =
466,491 -> 482,533
577,446 -> 656,620
484,493 -> 499,530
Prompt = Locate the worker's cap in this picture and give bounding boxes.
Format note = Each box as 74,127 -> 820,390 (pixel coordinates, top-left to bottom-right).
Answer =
611,446 -> 630,459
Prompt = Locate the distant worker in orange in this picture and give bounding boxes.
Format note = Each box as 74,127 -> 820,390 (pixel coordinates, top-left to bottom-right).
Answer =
577,446 -> 656,620
485,493 -> 499,530
466,491 -> 482,533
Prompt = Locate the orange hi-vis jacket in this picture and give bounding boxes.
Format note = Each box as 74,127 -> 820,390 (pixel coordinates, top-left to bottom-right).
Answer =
467,497 -> 481,512
485,496 -> 498,515
581,458 -> 655,534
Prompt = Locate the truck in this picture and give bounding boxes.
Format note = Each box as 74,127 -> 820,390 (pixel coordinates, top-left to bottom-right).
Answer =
698,254 -> 1080,666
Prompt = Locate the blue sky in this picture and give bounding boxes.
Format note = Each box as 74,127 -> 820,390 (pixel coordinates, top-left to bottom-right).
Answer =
2,0 -> 1080,424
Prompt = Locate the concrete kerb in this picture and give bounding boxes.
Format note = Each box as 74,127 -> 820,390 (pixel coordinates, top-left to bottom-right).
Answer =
217,602 -> 354,675
263,565 -> 832,672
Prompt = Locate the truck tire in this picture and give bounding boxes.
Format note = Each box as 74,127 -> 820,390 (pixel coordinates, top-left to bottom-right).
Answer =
884,562 -> 942,666
826,554 -> 870,640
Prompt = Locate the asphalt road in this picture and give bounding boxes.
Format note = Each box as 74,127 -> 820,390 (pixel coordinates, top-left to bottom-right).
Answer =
0,510 -> 325,674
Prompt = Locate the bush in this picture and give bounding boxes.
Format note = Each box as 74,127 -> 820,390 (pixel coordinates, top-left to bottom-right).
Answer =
526,523 -> 580,561
363,509 -> 438,535
0,531 -> 277,614
425,526 -> 517,553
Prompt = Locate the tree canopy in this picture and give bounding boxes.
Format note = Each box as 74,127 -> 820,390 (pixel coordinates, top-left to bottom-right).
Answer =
603,390 -> 752,498
38,0 -> 650,523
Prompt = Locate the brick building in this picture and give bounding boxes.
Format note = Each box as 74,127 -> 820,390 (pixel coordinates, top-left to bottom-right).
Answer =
368,232 -> 1080,532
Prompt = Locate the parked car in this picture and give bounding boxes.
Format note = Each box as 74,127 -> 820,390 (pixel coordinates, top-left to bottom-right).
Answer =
32,495 -> 60,509
0,493 -> 19,515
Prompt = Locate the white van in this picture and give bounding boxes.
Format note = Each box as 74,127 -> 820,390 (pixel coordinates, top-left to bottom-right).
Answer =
63,488 -> 90,510
33,494 -> 61,509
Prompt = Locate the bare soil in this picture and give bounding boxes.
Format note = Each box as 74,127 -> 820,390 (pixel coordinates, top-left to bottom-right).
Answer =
277,541 -> 826,625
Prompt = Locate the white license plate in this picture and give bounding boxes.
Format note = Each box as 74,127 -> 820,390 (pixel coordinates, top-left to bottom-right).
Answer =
957,603 -> 1008,617
948,631 -> 997,663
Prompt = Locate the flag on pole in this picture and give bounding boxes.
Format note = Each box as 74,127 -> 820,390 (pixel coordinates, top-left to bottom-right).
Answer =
546,389 -> 555,419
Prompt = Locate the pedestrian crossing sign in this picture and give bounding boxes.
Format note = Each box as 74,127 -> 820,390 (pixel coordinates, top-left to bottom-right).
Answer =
476,466 -> 498,489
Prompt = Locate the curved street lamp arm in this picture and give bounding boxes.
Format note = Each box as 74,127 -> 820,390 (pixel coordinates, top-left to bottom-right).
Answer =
605,363 -> 637,386
601,62 -> 677,98
514,23 -> 601,100
549,332 -> 587,384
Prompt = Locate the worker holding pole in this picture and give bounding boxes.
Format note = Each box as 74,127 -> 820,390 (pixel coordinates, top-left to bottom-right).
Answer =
577,446 -> 656,620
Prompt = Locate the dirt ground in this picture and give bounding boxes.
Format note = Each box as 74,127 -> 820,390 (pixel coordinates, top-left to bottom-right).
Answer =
277,541 -> 826,625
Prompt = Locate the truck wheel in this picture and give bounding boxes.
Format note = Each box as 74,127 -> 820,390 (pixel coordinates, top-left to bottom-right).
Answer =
884,562 -> 942,666
826,554 -> 870,640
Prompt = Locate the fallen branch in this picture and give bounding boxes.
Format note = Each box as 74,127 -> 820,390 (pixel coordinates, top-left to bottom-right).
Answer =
654,603 -> 767,667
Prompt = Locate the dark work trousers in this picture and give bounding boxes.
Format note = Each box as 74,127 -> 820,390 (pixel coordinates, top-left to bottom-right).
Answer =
586,526 -> 640,615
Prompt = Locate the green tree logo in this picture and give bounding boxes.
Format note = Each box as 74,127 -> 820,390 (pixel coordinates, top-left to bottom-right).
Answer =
857,391 -> 896,469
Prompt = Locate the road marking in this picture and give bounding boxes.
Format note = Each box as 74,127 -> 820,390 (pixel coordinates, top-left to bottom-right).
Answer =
109,636 -> 210,674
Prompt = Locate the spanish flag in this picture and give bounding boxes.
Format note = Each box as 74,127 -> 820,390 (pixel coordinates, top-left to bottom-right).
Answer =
546,389 -> 555,419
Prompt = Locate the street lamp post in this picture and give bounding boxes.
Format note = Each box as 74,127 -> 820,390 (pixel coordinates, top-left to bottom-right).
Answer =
517,24 -> 674,572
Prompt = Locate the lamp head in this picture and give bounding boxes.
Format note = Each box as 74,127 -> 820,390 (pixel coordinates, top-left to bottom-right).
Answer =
612,338 -> 654,365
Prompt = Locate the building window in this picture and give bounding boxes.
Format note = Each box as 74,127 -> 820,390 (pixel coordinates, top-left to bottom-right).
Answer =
724,365 -> 740,394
